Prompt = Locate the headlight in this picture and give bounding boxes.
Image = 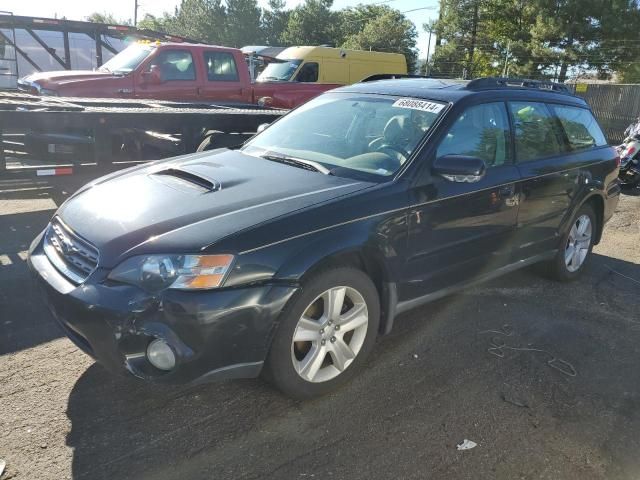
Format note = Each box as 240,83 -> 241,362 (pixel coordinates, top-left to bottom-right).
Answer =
108,254 -> 234,292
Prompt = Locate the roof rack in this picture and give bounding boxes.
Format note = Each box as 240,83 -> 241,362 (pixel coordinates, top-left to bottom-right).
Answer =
361,74 -> 428,82
466,77 -> 572,94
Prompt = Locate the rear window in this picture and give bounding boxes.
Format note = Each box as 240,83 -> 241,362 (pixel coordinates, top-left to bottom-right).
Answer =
549,105 -> 608,150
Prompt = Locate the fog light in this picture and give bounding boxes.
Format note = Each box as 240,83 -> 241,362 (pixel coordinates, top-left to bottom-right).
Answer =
147,339 -> 176,371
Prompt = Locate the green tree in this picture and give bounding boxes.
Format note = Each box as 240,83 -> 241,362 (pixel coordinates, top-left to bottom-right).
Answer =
281,0 -> 339,46
86,12 -> 131,25
226,0 -> 263,47
341,8 -> 418,72
431,0 -> 640,81
137,13 -> 176,33
171,0 -> 228,45
262,0 -> 289,45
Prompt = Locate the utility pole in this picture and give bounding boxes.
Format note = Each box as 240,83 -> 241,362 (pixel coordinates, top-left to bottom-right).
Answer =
425,23 -> 435,77
502,41 -> 510,77
467,0 -> 479,79
134,0 -> 139,27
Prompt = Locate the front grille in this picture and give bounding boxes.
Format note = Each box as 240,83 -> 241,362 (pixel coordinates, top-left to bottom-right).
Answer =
43,217 -> 99,284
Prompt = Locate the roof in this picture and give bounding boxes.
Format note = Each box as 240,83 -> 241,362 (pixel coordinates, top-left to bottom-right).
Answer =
336,78 -> 588,107
157,42 -> 239,53
276,46 -> 406,61
241,46 -> 287,59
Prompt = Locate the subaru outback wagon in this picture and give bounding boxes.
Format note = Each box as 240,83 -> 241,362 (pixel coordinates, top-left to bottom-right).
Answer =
29,77 -> 621,398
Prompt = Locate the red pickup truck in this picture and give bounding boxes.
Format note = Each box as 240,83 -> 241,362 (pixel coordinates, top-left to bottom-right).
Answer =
17,42 -> 338,109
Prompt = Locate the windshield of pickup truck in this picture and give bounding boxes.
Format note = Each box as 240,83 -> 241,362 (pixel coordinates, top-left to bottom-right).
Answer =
256,59 -> 302,82
242,93 -> 446,178
99,43 -> 155,74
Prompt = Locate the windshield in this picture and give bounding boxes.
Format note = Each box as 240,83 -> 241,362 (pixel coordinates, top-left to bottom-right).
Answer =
242,93 -> 446,178
99,43 -> 155,74
256,59 -> 302,82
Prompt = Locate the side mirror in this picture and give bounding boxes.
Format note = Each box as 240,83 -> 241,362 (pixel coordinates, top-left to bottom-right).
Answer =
432,155 -> 486,183
142,65 -> 162,85
256,123 -> 270,134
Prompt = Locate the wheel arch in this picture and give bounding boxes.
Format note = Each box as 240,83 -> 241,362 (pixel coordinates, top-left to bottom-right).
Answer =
576,192 -> 605,245
273,233 -> 399,336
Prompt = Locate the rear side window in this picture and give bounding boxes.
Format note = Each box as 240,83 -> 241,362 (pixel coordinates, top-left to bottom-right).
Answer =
509,102 -> 564,162
550,105 -> 607,150
204,52 -> 239,82
296,62 -> 319,82
436,102 -> 510,168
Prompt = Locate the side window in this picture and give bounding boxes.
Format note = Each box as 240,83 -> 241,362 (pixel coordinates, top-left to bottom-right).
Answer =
151,50 -> 195,81
296,62 -> 319,82
204,52 -> 239,82
436,102 -> 510,168
509,102 -> 564,162
550,104 -> 607,150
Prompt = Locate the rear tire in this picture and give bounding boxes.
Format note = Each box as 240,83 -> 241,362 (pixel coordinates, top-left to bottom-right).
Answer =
543,203 -> 597,282
264,267 -> 380,399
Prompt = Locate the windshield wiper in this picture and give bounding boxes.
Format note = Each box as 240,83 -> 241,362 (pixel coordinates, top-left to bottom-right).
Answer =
260,152 -> 331,175
259,76 -> 285,81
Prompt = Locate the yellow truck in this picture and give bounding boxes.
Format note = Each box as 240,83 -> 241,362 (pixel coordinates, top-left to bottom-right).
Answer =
256,46 -> 408,85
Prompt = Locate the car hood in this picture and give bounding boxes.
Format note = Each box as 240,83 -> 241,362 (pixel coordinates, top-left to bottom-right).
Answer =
22,70 -> 118,89
57,149 -> 371,267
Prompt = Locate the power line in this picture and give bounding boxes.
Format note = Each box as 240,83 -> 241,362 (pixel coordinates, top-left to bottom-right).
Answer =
401,6 -> 438,13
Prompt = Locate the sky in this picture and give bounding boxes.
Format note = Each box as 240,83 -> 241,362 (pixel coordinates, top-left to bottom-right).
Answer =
1,0 -> 439,57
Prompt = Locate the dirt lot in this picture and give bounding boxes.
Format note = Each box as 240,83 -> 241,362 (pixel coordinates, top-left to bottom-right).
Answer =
1,175 -> 639,480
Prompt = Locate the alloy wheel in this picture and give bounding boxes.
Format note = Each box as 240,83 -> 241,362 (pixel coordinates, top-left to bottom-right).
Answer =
565,214 -> 592,273
291,286 -> 369,383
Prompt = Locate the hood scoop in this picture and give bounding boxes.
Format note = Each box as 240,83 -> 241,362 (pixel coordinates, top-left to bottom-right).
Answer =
152,167 -> 221,192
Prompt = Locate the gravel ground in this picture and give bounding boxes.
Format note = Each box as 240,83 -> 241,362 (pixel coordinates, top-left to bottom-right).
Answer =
1,175 -> 639,480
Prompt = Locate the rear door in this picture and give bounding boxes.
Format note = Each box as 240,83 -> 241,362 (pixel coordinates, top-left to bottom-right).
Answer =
403,101 -> 521,301
135,48 -> 199,101
198,51 -> 247,103
509,101 -> 583,260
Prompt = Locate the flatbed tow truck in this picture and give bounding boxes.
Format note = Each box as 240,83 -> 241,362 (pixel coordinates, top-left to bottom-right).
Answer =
0,91 -> 286,178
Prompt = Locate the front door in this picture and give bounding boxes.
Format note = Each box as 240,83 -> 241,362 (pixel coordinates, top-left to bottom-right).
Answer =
402,102 -> 521,301
136,49 -> 199,101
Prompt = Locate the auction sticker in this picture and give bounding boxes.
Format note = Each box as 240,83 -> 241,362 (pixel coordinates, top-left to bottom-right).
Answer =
392,98 -> 445,113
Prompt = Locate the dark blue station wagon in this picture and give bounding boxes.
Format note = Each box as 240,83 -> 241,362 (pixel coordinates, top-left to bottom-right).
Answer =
29,77 -> 621,398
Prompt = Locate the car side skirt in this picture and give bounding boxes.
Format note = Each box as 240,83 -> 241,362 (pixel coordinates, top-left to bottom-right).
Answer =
384,250 -> 556,331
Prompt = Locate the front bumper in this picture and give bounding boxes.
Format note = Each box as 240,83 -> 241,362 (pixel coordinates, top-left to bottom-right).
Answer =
28,232 -> 298,384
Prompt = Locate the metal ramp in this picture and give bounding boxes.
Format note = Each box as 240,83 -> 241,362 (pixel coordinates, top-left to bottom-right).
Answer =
0,11 -> 19,89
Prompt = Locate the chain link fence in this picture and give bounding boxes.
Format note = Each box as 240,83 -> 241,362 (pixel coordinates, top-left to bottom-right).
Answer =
572,84 -> 640,145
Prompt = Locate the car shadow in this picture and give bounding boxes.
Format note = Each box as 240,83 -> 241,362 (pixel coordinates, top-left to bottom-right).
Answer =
64,252 -> 640,479
0,175 -> 97,354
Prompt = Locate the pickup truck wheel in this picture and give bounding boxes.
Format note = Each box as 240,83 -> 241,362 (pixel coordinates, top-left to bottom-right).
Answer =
543,204 -> 596,282
264,267 -> 380,399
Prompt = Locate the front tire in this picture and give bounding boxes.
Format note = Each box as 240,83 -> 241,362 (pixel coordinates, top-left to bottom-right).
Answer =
264,267 -> 380,399
545,204 -> 597,281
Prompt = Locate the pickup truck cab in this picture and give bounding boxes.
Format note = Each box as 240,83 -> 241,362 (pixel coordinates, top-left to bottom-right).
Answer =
17,42 -> 405,109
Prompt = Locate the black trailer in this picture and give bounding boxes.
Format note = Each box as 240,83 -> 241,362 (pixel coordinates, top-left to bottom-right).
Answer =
0,91 -> 286,178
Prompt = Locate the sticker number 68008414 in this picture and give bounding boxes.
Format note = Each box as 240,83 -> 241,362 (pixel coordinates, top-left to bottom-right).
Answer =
392,98 -> 445,113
